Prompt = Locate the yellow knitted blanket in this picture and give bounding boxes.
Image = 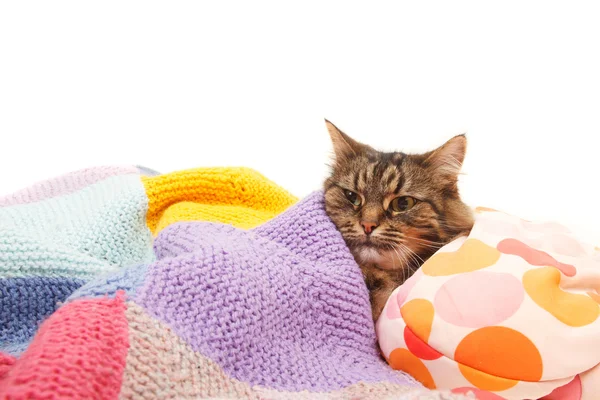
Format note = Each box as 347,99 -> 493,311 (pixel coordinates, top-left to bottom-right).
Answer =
142,167 -> 298,235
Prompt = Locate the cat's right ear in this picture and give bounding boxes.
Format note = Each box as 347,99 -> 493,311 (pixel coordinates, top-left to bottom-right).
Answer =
325,119 -> 369,162
423,134 -> 467,179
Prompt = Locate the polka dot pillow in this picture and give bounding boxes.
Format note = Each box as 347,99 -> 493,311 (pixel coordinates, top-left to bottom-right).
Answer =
376,207 -> 600,400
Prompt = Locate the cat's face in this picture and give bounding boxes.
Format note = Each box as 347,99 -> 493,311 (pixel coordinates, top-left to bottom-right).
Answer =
324,120 -> 474,272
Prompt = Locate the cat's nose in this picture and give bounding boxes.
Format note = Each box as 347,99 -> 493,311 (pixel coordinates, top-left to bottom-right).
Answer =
361,221 -> 379,235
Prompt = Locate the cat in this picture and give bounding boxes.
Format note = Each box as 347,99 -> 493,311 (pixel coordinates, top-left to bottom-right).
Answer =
323,120 -> 474,321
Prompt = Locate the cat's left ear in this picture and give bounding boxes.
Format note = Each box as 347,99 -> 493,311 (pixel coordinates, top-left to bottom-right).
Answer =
325,119 -> 373,162
424,134 -> 467,178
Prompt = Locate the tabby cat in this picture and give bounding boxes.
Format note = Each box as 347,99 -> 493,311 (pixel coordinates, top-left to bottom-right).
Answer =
323,120 -> 474,321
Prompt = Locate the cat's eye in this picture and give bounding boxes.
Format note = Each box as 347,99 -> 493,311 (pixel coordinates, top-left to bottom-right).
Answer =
390,196 -> 417,212
344,190 -> 361,207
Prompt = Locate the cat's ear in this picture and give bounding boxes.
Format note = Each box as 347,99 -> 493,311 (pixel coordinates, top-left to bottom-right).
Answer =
325,119 -> 371,162
424,134 -> 467,178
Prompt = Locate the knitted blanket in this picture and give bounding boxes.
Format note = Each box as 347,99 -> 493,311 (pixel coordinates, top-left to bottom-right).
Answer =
0,166 -> 464,399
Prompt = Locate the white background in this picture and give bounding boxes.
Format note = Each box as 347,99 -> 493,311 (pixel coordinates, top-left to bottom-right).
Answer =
1,1 -> 599,244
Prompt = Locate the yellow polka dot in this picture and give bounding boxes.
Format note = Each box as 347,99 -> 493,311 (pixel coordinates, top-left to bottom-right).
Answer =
422,239 -> 501,277
401,299 -> 435,342
524,267 -> 600,327
389,348 -> 436,389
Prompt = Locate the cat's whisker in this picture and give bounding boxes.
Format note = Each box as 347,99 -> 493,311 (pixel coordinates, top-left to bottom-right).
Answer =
386,243 -> 401,271
388,243 -> 409,281
397,246 -> 410,282
376,232 -> 402,240
409,245 -> 426,263
408,251 -> 423,268
397,242 -> 421,271
399,243 -> 427,276
414,243 -> 443,250
436,224 -> 470,231
436,220 -> 473,231
403,237 -> 444,247
403,236 -> 446,245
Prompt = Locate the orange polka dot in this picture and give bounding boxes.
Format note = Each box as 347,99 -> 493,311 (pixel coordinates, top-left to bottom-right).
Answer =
422,239 -> 500,277
404,326 -> 442,360
401,299 -> 435,342
475,206 -> 499,213
588,292 -> 600,304
455,327 -> 543,384
388,348 -> 436,389
524,267 -> 599,327
458,363 -> 519,392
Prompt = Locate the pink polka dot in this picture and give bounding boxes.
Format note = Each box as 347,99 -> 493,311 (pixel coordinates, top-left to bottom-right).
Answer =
477,216 -> 585,258
397,268 -> 423,306
498,238 -> 577,277
540,375 -> 582,400
386,269 -> 424,319
434,271 -> 524,328
544,234 -> 587,258
385,291 -> 402,319
476,217 -> 521,238
451,387 -> 506,399
515,234 -> 586,259
521,219 -> 571,235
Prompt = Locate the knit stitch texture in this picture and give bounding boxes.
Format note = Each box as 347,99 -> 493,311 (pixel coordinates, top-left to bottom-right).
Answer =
137,193 -> 407,391
0,276 -> 84,356
0,166 -> 466,399
142,167 -> 298,234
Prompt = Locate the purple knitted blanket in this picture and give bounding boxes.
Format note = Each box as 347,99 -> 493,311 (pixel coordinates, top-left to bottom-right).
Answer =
1,189 -> 465,399
140,192 -> 408,391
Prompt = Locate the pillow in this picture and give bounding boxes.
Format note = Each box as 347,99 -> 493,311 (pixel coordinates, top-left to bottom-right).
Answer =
377,207 -> 600,400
